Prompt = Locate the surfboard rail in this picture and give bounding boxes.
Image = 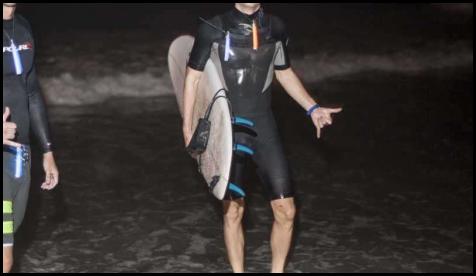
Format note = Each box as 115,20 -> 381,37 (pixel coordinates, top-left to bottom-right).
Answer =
168,35 -> 234,200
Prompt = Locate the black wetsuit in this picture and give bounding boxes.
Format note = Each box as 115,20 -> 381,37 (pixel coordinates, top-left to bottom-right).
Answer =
188,7 -> 293,201
3,15 -> 52,246
3,15 -> 52,152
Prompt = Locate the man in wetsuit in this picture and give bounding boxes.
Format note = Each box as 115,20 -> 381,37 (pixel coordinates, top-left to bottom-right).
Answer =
183,3 -> 342,273
3,3 -> 60,273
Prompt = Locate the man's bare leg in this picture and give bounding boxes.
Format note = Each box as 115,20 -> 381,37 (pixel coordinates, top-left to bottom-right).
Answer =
223,198 -> 246,273
270,197 -> 296,273
3,246 -> 13,273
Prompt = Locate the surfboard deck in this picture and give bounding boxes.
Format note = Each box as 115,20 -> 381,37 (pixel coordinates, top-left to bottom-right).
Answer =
168,35 -> 233,200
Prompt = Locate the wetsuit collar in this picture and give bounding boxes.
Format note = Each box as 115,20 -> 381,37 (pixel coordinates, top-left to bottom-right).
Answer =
3,18 -> 14,29
231,6 -> 261,21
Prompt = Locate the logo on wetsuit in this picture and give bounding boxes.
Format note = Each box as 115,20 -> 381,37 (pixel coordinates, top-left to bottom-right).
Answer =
238,23 -> 253,35
3,42 -> 32,53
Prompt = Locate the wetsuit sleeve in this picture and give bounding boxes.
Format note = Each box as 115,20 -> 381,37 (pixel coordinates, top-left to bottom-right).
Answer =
188,20 -> 221,71
27,66 -> 53,153
25,27 -> 53,153
272,16 -> 291,71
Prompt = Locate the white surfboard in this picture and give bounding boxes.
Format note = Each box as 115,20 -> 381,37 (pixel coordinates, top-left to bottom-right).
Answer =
168,35 -> 233,200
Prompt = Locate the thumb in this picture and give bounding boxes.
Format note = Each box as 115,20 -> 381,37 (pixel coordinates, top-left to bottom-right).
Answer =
329,107 -> 343,113
3,107 -> 10,122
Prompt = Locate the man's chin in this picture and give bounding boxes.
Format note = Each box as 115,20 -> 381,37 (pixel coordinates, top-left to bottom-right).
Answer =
238,3 -> 261,9
3,13 -> 15,20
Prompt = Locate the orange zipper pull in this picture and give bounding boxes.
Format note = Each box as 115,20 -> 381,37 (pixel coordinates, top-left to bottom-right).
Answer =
252,20 -> 259,50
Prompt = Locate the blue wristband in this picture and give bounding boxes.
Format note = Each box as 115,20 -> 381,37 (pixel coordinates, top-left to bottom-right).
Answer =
306,104 -> 320,116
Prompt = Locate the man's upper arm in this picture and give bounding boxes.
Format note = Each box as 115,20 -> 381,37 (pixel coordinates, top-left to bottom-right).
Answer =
188,19 -> 222,71
185,66 -> 204,84
273,16 -> 291,71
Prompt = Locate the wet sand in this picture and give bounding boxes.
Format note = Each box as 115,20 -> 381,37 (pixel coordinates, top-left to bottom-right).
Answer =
12,67 -> 472,273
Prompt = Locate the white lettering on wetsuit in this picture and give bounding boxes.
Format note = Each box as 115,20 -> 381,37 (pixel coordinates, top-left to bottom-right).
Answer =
3,42 -> 32,53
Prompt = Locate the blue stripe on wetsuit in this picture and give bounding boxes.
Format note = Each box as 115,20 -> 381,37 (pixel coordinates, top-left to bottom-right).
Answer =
234,144 -> 254,155
233,116 -> 254,127
228,183 -> 245,197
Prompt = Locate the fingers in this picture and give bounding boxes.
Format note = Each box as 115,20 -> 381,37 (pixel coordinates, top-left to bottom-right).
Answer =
320,110 -> 335,126
314,115 -> 330,140
5,124 -> 16,131
4,133 -> 15,141
41,154 -> 59,190
311,106 -> 342,140
5,128 -> 16,139
53,171 -> 60,186
41,171 -> 59,190
316,119 -> 321,139
320,115 -> 332,126
328,107 -> 343,114
184,130 -> 193,147
5,121 -> 16,128
3,107 -> 10,122
3,140 -> 21,148
41,175 -> 51,189
184,134 -> 191,147
4,121 -> 17,144
319,116 -> 332,127
5,122 -> 17,134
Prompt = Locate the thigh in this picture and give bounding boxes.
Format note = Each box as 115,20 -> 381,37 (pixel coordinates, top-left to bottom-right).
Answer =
3,148 -> 31,239
254,135 -> 294,201
3,152 -> 15,246
224,151 -> 249,200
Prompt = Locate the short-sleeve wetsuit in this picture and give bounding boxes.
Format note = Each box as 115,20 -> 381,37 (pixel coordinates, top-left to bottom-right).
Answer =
188,7 -> 293,201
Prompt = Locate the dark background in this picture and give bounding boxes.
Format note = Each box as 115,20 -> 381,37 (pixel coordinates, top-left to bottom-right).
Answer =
6,3 -> 473,273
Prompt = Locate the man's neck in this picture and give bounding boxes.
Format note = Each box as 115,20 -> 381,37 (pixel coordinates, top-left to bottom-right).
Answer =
3,12 -> 14,20
234,4 -> 260,16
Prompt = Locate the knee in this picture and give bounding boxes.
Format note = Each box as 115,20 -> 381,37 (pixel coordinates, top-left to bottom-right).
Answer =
223,206 -> 244,226
273,202 -> 296,225
3,254 -> 13,273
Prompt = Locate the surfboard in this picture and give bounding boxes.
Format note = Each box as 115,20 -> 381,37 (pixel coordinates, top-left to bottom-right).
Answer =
168,35 -> 234,200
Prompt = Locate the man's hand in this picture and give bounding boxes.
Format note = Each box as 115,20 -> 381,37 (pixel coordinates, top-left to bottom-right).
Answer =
41,152 -> 59,190
275,68 -> 343,139
183,125 -> 200,159
3,107 -> 21,147
183,125 -> 193,147
310,107 -> 342,139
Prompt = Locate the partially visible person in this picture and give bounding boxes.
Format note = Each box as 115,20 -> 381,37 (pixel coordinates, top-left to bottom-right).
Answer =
3,3 -> 59,273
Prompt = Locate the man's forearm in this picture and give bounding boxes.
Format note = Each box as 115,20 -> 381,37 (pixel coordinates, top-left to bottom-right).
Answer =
27,65 -> 53,153
275,68 -> 317,111
29,90 -> 53,153
182,67 -> 202,131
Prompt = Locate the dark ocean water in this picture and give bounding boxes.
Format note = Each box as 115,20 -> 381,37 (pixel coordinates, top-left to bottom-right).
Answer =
4,3 -> 473,273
